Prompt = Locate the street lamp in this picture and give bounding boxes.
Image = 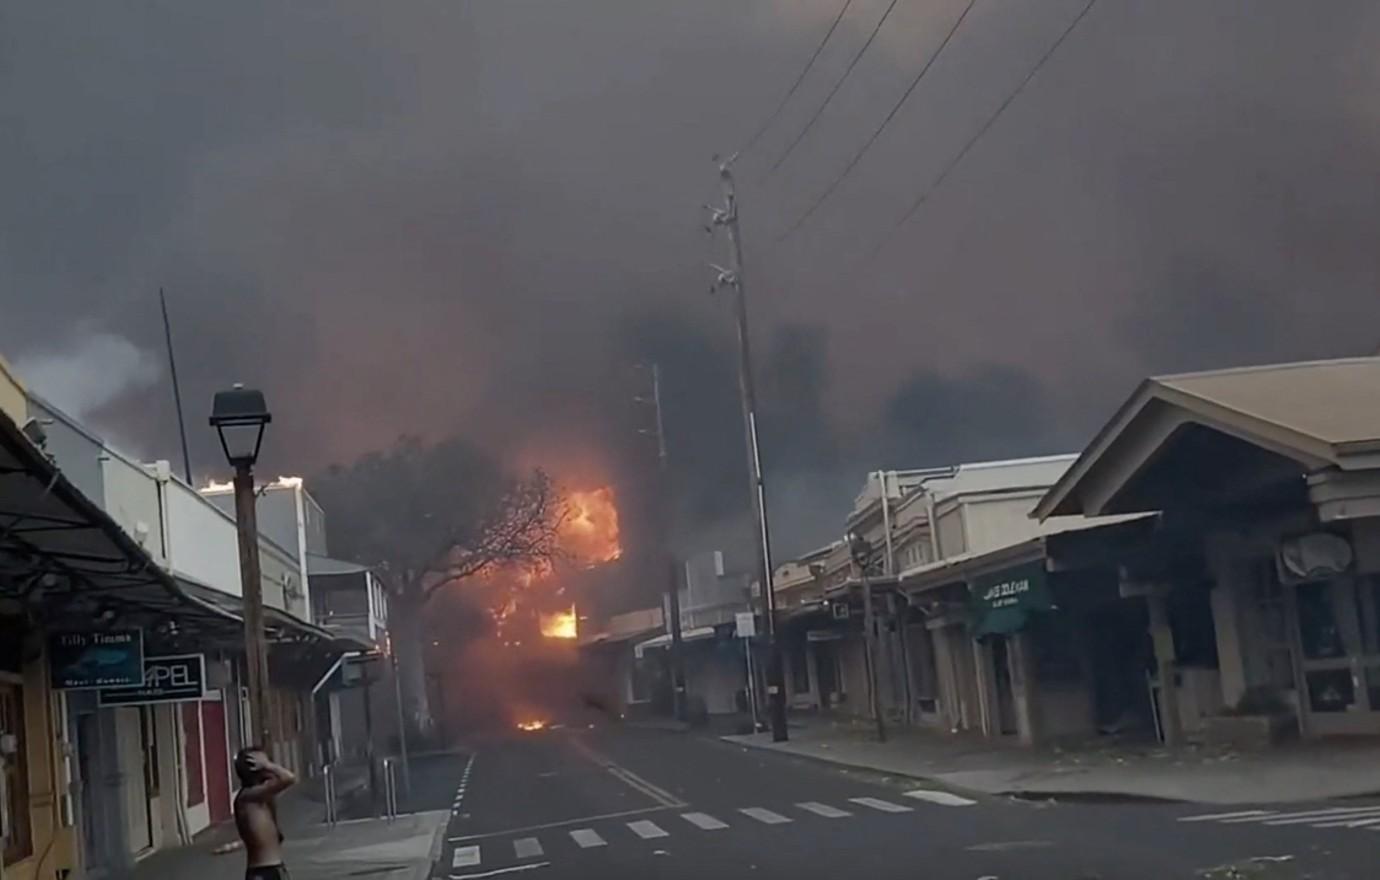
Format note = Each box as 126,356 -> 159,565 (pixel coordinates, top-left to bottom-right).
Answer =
210,384 -> 273,749
847,531 -> 886,743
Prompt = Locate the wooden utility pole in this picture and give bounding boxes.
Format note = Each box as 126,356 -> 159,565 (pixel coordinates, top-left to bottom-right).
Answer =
711,156 -> 788,742
647,365 -> 689,722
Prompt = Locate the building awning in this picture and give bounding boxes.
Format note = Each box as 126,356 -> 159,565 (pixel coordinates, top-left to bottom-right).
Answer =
634,626 -> 716,659
0,407 -> 239,641
969,560 -> 1056,639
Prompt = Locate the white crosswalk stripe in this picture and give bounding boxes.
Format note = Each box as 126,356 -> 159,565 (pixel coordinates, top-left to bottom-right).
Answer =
627,820 -> 670,839
1179,810 -> 1276,823
904,789 -> 976,807
453,845 -> 481,868
796,801 -> 851,818
681,811 -> 730,830
849,797 -> 913,813
569,829 -> 606,848
740,807 -> 792,825
1265,807 -> 1380,826
513,837 -> 544,859
1311,815 -> 1380,829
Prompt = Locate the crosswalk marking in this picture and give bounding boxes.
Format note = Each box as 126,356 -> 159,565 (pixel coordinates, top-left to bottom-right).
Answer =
849,797 -> 912,814
513,837 -> 544,859
453,845 -> 481,868
1179,810 -> 1276,823
1311,815 -> 1380,829
569,829 -> 606,848
904,789 -> 976,807
681,812 -> 730,830
740,807 -> 792,825
1264,807 -> 1380,826
796,801 -> 851,818
627,820 -> 670,839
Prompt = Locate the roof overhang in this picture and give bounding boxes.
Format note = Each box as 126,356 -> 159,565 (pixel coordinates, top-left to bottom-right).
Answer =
0,408 -> 238,641
1034,378 -> 1337,520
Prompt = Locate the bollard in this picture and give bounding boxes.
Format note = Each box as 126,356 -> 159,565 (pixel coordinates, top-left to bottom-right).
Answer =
323,763 -> 337,826
382,757 -> 397,820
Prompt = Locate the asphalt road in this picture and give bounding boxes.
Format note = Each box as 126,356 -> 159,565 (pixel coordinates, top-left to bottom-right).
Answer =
408,723 -> 1377,879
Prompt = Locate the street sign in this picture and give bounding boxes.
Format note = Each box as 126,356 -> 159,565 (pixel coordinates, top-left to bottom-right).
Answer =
98,654 -> 207,706
735,612 -> 757,639
49,630 -> 144,690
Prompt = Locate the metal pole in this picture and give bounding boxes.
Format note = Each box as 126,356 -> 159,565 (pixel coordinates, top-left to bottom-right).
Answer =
714,157 -> 788,742
649,364 -> 687,722
363,668 -> 378,813
744,635 -> 760,729
859,565 -> 887,743
324,763 -> 337,826
233,465 -> 273,748
390,649 -> 412,799
159,289 -> 193,485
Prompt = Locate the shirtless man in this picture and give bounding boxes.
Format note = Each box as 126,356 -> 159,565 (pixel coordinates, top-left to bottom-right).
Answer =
233,747 -> 297,880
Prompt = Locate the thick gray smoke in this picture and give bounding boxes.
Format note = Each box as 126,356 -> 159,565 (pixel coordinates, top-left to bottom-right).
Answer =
7,1 -> 1380,565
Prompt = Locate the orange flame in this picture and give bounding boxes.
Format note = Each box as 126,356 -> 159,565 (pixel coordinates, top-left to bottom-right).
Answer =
516,719 -> 547,732
561,487 -> 622,566
539,607 -> 578,640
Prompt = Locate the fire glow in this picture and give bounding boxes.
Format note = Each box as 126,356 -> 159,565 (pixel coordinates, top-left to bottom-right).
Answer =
560,487 -> 622,566
516,719 -> 547,732
539,607 -> 578,640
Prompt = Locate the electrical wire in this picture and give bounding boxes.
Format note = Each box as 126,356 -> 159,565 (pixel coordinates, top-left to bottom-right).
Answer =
870,0 -> 1097,262
739,0 -> 857,156
780,0 -> 980,241
766,0 -> 906,179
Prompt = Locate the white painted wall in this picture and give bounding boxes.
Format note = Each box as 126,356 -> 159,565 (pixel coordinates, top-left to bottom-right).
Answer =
961,495 -> 1045,555
101,455 -> 168,565
165,480 -> 243,596
935,507 -> 967,559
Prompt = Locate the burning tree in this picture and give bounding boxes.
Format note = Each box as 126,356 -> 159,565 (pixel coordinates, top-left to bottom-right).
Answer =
312,435 -> 562,736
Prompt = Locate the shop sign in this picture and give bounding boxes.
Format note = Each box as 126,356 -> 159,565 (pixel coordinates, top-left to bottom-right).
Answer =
970,561 -> 1056,638
49,630 -> 144,689
98,654 -> 207,706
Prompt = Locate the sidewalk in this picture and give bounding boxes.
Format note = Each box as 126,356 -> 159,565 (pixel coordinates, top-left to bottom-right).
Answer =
130,771 -> 448,880
723,717 -> 1380,804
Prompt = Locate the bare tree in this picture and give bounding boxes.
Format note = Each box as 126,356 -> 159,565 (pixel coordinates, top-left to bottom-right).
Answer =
312,436 -> 562,736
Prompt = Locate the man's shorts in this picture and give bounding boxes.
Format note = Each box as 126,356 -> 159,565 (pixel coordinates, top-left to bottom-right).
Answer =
246,865 -> 289,880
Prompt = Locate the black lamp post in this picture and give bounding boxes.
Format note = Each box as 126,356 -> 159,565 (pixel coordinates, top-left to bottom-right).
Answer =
210,384 -> 273,749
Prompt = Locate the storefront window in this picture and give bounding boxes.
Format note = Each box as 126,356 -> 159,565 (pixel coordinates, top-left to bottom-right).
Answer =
1305,668 -> 1356,713
0,682 -> 32,866
1296,581 -> 1346,660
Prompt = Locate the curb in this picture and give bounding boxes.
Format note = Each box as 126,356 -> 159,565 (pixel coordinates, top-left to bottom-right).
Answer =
719,734 -> 992,801
422,811 -> 450,880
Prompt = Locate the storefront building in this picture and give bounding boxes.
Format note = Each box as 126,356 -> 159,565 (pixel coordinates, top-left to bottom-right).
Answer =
1037,357 -> 1380,742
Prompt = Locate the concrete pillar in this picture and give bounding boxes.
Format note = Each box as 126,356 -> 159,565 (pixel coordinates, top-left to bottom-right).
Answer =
1210,582 -> 1248,709
1009,632 -> 1040,746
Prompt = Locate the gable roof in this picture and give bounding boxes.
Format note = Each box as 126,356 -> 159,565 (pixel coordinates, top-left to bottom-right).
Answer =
1035,357 -> 1380,519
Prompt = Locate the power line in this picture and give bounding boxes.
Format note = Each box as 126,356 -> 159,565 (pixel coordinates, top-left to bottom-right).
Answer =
739,0 -> 857,156
870,0 -> 1097,262
766,0 -> 906,179
780,0 -> 980,242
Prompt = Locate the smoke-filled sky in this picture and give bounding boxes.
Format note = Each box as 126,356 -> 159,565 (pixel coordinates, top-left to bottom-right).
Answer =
7,1 -> 1380,560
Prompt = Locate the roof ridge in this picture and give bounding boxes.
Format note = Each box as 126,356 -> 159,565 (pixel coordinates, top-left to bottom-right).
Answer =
1154,356 -> 1380,384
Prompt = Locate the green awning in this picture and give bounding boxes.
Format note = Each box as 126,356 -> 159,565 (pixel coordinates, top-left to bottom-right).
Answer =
972,604 -> 1030,638
970,560 -> 1055,639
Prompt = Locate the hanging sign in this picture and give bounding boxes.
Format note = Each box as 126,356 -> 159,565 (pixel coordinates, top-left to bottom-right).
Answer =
49,630 -> 144,690
98,654 -> 208,706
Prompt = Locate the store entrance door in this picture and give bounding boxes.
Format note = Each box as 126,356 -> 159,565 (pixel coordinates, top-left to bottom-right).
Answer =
1296,577 -> 1380,735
